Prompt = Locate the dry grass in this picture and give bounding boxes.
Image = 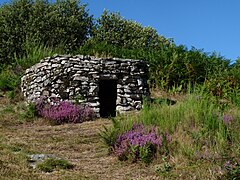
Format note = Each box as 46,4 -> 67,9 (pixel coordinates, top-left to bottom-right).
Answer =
0,92 -> 234,180
0,96 -> 161,180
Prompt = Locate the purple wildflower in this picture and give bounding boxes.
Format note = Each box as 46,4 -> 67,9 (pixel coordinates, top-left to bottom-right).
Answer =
35,97 -> 95,124
164,131 -> 172,142
223,114 -> 233,125
224,160 -> 233,170
114,123 -> 171,163
215,111 -> 234,126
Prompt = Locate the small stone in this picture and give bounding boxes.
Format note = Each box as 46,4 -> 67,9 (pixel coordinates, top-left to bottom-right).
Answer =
42,90 -> 49,96
117,84 -> 122,88
73,75 -> 88,81
137,79 -> 143,86
88,102 -> 100,107
116,106 -> 133,112
52,64 -> 59,68
35,77 -> 42,83
117,89 -> 123,93
124,88 -> 131,93
89,86 -> 98,93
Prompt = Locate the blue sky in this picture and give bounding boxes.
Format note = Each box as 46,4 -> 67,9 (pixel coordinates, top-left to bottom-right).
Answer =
80,0 -> 240,62
1,0 -> 239,62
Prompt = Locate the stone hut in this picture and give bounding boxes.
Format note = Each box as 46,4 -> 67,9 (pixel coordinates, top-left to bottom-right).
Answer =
21,55 -> 150,117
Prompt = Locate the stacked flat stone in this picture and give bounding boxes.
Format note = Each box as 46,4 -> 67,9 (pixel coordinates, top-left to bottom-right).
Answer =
21,55 -> 150,117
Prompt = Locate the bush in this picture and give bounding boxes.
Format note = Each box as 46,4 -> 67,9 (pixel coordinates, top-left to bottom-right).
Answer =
113,122 -> 172,164
35,97 -> 95,124
91,10 -> 170,50
0,67 -> 20,91
0,0 -> 93,65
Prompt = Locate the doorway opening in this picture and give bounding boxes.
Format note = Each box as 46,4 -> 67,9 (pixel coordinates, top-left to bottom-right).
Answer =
99,79 -> 117,118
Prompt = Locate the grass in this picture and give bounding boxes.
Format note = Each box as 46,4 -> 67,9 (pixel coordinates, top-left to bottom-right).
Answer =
0,41 -> 65,93
0,95 -> 160,179
0,88 -> 239,179
37,158 -> 74,172
14,41 -> 65,70
100,88 -> 240,179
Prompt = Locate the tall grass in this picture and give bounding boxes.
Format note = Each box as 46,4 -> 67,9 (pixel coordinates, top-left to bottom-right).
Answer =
101,87 -> 239,161
111,91 -> 224,133
14,41 -> 65,70
0,42 -> 64,92
0,67 -> 20,91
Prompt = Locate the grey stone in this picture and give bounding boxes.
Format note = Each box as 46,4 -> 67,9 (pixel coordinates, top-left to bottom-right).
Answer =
137,79 -> 143,86
116,106 -> 134,112
27,154 -> 58,169
42,90 -> 49,96
88,102 -> 100,107
73,75 -> 88,81
117,89 -> 123,93
21,54 -> 150,117
89,86 -> 98,93
124,88 -> 131,93
51,64 -> 59,68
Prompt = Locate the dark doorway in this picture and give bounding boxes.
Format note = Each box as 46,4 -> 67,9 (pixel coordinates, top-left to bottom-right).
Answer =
99,79 -> 117,118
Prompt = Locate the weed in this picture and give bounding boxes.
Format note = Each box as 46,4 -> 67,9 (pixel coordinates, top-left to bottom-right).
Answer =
3,104 -> 15,113
14,41 -> 64,70
7,90 -> 15,99
99,117 -> 121,149
74,94 -> 84,104
20,103 -> 37,119
155,156 -> 172,176
37,158 -> 74,173
0,67 -> 20,91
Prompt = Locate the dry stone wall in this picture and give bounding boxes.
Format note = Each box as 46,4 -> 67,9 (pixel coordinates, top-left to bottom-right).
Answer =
21,55 -> 150,117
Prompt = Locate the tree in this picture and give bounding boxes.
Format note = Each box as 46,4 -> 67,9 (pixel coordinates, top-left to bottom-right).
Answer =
91,10 -> 171,50
0,0 -> 94,65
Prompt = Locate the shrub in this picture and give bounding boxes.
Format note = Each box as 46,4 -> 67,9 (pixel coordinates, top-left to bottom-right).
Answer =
92,10 -> 170,50
35,97 -> 95,124
113,122 -> 172,164
0,67 -> 20,91
0,0 -> 93,65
